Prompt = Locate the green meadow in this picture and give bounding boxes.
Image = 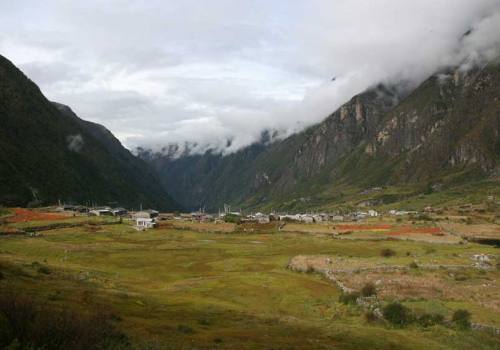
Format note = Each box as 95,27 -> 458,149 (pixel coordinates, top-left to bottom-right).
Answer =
0,221 -> 499,349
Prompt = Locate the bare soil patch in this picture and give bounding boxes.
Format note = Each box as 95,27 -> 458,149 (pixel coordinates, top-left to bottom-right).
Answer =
7,208 -> 69,223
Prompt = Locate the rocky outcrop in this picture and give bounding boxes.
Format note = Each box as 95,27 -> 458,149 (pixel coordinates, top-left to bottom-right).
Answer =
140,61 -> 500,211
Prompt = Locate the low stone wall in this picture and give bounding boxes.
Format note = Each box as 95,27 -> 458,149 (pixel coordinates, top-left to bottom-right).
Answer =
471,323 -> 500,335
287,255 -> 500,333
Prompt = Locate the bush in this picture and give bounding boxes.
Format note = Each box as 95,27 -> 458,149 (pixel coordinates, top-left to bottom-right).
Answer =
197,318 -> 210,326
0,294 -> 129,349
364,310 -> 378,323
224,214 -> 241,224
417,313 -> 444,327
417,214 -> 432,221
452,309 -> 471,329
37,266 -> 51,275
424,247 -> 436,254
409,261 -> 419,269
381,248 -> 396,258
361,282 -> 377,297
177,324 -> 194,334
339,292 -> 360,305
382,302 -> 413,326
454,273 -> 468,281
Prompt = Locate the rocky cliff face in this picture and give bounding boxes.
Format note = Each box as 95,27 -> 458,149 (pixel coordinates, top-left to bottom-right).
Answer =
141,61 -> 500,211
364,63 -> 500,182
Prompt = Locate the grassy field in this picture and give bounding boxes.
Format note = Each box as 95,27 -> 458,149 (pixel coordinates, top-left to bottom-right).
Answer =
0,216 -> 499,349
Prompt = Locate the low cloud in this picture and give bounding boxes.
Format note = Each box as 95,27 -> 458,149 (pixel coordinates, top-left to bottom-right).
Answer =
66,134 -> 84,152
1,0 -> 499,154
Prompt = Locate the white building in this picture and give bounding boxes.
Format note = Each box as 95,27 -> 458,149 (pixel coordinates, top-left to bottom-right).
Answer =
133,210 -> 159,219
111,207 -> 128,216
135,218 -> 156,229
300,215 -> 314,223
368,210 -> 379,217
254,212 -> 270,223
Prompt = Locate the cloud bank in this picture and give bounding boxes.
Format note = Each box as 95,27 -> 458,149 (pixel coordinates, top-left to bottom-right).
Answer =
1,0 -> 499,154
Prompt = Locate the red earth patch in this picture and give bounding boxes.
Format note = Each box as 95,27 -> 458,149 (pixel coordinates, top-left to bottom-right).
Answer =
6,208 -> 68,223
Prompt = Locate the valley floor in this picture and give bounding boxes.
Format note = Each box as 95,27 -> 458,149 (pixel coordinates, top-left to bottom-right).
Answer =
0,212 -> 499,349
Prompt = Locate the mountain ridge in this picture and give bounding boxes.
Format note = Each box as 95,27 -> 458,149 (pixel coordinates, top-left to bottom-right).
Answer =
140,61 -> 500,212
0,54 -> 180,210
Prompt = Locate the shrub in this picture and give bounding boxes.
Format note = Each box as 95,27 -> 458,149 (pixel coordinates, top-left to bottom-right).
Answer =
382,302 -> 413,326
454,273 -> 468,281
198,318 -> 210,326
361,282 -> 377,297
339,292 -> 360,305
409,261 -> 419,269
364,310 -> 378,323
417,313 -> 444,327
381,248 -> 396,258
224,214 -> 241,224
37,266 -> 51,275
0,293 -> 129,349
177,324 -> 194,334
424,247 -> 436,254
417,214 -> 432,221
452,309 -> 471,329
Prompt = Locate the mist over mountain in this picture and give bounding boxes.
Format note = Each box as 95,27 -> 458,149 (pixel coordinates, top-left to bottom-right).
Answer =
2,1 -> 500,213
2,1 -> 500,154
140,60 -> 500,211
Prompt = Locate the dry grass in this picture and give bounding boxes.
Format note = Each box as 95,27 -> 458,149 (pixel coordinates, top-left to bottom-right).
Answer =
440,222 -> 500,239
171,220 -> 235,232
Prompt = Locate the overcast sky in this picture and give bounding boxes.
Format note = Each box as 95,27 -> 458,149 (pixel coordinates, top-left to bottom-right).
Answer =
1,1 -> 500,153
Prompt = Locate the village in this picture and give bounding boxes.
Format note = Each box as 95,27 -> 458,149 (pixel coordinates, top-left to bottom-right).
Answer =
1,199 -> 499,349
53,202 -> 423,230
48,201 -> 500,237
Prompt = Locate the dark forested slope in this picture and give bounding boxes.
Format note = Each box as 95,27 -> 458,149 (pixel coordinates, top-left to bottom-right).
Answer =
0,55 -> 179,210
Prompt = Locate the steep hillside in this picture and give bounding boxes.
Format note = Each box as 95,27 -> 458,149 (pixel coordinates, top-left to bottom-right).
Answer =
0,55 -> 180,210
142,61 -> 500,212
140,84 -> 402,210
138,141 -> 270,211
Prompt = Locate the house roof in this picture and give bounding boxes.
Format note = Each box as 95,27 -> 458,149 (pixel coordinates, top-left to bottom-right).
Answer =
91,208 -> 111,212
